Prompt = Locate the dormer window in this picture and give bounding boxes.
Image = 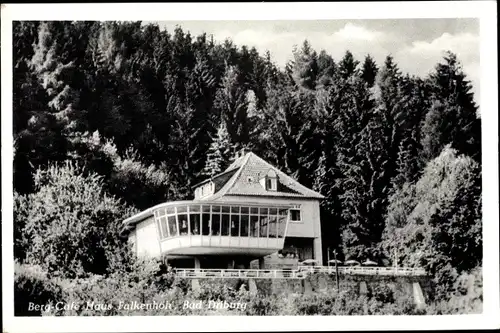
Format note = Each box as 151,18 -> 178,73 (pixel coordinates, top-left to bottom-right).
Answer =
260,169 -> 278,191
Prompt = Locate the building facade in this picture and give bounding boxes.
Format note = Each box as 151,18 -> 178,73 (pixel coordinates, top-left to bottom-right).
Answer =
120,151 -> 324,269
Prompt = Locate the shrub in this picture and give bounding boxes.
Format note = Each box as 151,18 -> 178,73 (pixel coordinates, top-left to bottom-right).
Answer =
14,263 -> 64,316
20,161 -> 137,278
371,284 -> 395,304
426,267 -> 482,314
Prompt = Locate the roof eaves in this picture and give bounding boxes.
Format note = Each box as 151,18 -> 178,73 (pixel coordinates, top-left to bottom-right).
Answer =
227,192 -> 325,199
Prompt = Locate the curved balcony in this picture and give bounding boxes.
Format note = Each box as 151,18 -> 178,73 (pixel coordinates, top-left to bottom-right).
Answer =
123,201 -> 292,257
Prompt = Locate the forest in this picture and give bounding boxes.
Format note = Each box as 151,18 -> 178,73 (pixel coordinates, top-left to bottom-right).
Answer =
13,21 -> 482,315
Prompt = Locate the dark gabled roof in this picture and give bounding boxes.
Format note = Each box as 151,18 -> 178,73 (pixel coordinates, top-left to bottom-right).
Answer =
199,152 -> 325,200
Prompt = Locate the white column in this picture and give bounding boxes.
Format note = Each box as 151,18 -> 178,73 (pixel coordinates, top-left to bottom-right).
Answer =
314,237 -> 323,265
313,200 -> 323,264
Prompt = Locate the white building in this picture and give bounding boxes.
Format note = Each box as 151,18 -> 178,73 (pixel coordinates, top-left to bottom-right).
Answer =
120,151 -> 324,269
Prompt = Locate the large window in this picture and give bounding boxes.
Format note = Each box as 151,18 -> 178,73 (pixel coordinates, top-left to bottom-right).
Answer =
154,204 -> 290,240
221,214 -> 230,236
230,206 -> 240,237
240,215 -> 249,237
202,207 -> 211,236
259,208 -> 268,237
168,215 -> 178,237
178,214 -> 188,236
250,215 -> 259,237
268,208 -> 278,238
212,213 -> 221,236
278,209 -> 287,238
190,214 -> 200,235
159,216 -> 168,238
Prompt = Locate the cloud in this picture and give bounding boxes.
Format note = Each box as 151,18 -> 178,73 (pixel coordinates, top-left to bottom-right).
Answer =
395,32 -> 480,101
214,23 -> 480,103
214,23 -> 392,67
332,23 -> 385,41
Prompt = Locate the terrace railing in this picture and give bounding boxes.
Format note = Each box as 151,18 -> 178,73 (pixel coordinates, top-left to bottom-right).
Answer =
174,266 -> 426,280
174,268 -> 307,279
297,265 -> 427,276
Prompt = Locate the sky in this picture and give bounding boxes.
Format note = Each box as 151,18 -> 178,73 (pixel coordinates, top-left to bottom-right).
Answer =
149,19 -> 480,102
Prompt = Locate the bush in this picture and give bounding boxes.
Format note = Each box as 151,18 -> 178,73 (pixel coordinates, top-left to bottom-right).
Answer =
371,284 -> 395,304
42,258 -> 177,316
426,267 -> 482,314
19,161 -> 137,278
14,263 -> 64,316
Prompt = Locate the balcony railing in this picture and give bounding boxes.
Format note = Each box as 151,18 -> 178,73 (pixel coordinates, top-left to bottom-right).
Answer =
174,268 -> 307,279
173,266 -> 426,280
297,266 -> 427,276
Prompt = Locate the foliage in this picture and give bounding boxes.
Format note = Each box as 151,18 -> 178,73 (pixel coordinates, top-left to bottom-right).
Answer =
14,262 -> 64,316
202,121 -> 234,177
12,21 -> 482,315
18,161 -> 137,278
426,267 -> 482,314
381,146 -> 482,301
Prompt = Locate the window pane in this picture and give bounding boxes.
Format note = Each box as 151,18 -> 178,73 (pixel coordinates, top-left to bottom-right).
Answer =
177,206 -> 187,213
189,205 -> 200,213
268,215 -> 277,238
279,209 -> 288,216
250,207 -> 259,215
202,205 -> 210,213
290,209 -> 301,221
221,206 -> 230,213
269,208 -> 277,215
178,214 -> 188,235
250,215 -> 259,237
159,217 -> 168,239
259,214 -> 268,237
241,207 -> 249,214
240,215 -> 249,237
259,208 -> 268,215
231,215 -> 240,237
168,216 -> 177,237
202,213 -> 211,235
221,214 -> 230,236
190,214 -> 200,235
278,215 -> 286,238
166,207 -> 175,215
212,214 -> 220,236
231,206 -> 240,214
212,205 -> 221,213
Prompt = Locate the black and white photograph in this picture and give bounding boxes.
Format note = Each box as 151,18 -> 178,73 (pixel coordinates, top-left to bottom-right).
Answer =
1,2 -> 498,332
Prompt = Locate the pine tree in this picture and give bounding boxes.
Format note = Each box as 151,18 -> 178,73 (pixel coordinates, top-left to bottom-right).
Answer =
316,50 -> 336,88
421,51 -> 481,163
215,66 -> 251,148
291,40 -> 319,90
361,54 -> 379,87
202,122 -> 234,177
338,50 -> 360,79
